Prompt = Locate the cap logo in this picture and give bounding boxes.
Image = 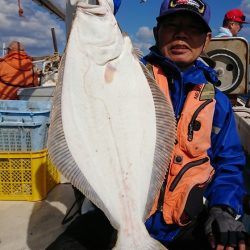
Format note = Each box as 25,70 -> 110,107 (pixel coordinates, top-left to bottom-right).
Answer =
169,0 -> 205,15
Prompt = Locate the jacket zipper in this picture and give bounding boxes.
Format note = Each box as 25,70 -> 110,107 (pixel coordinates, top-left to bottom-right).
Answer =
169,157 -> 209,192
157,114 -> 181,211
187,99 -> 213,141
175,75 -> 184,117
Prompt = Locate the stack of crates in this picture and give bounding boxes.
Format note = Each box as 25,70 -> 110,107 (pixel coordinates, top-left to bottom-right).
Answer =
0,100 -> 60,201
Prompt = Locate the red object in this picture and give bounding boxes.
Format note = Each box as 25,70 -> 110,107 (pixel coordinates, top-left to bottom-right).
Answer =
18,8 -> 24,17
176,0 -> 189,4
225,9 -> 249,24
18,0 -> 24,17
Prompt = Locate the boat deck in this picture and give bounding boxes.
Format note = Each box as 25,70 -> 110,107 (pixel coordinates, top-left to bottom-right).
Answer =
0,173 -> 250,249
0,183 -> 76,250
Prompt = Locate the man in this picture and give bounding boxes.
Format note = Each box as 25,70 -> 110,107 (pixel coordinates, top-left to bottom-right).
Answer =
215,9 -> 249,37
0,41 -> 39,99
143,0 -> 247,249
47,1 -> 247,249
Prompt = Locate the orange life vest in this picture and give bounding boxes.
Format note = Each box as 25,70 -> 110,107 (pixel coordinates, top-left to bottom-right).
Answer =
0,51 -> 39,99
149,65 -> 216,226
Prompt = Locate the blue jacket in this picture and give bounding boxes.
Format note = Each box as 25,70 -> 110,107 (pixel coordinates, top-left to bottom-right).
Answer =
113,0 -> 121,14
143,46 -> 246,245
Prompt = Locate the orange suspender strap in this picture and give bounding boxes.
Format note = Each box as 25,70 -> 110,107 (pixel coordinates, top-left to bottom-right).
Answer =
152,65 -> 172,105
147,64 -> 173,219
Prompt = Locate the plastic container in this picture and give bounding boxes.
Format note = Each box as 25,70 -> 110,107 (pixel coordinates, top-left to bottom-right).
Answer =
17,86 -> 55,101
0,100 -> 51,151
0,149 -> 60,201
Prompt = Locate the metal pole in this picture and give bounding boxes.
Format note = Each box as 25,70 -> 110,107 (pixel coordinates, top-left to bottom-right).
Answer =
246,96 -> 250,108
51,28 -> 58,54
2,42 -> 6,57
32,0 -> 65,21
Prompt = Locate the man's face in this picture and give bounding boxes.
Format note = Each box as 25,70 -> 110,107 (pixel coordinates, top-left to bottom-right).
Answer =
155,13 -> 211,70
229,22 -> 242,36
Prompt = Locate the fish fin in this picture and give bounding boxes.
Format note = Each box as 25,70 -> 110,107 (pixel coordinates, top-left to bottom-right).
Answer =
122,31 -> 129,37
47,53 -> 116,228
121,32 -> 144,59
132,46 -> 144,59
140,62 -> 176,220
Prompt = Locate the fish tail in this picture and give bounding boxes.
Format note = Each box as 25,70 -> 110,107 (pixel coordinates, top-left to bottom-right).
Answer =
112,233 -> 168,250
139,237 -> 168,250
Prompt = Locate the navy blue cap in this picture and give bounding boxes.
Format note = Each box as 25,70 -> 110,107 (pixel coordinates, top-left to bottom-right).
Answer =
157,0 -> 211,32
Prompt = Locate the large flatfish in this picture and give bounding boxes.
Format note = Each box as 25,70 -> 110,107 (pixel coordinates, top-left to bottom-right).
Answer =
47,0 -> 176,249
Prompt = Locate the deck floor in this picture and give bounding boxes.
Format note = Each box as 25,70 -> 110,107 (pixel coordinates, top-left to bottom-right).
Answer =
1,176 -> 250,249
0,183 -> 76,250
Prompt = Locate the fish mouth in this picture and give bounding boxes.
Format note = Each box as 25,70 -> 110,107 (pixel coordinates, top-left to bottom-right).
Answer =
76,0 -> 107,15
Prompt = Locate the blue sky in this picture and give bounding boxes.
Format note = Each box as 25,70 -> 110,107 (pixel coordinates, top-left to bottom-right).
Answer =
116,0 -> 250,53
0,0 -> 250,57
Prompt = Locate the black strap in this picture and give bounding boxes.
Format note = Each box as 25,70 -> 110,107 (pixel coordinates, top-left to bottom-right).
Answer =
0,66 -> 37,88
157,172 -> 169,211
61,193 -> 85,225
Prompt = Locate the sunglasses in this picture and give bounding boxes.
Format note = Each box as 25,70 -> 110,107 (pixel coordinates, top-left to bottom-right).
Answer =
241,15 -> 246,21
232,22 -> 243,29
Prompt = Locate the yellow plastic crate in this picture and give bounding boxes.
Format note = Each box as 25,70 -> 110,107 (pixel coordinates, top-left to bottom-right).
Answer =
0,149 -> 60,201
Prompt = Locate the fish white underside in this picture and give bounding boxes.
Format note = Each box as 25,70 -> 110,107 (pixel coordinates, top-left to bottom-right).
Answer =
48,1 -> 176,249
66,0 -> 114,38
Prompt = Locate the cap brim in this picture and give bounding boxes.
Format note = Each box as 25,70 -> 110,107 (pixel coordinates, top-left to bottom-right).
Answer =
157,9 -> 212,32
226,18 -> 250,24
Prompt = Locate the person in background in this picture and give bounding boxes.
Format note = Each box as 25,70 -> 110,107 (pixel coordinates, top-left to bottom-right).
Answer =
0,41 -> 39,99
215,8 -> 250,240
215,9 -> 249,37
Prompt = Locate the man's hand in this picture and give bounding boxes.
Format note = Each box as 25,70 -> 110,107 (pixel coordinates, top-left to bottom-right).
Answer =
204,206 -> 247,250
